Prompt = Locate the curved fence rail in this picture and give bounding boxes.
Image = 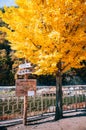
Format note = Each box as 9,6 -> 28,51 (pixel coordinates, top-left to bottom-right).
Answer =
0,85 -> 86,120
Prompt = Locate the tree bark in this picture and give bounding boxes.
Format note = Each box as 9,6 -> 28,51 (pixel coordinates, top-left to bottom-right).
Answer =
55,61 -> 63,121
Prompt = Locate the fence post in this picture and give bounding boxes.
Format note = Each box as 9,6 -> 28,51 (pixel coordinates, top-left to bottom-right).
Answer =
75,89 -> 77,111
3,106 -> 5,115
41,95 -> 43,114
7,98 -> 9,111
85,94 -> 86,109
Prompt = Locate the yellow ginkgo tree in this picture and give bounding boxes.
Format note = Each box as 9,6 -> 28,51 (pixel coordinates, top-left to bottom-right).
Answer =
0,0 -> 86,120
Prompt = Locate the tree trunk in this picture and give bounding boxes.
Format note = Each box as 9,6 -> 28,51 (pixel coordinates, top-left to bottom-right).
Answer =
55,61 -> 63,121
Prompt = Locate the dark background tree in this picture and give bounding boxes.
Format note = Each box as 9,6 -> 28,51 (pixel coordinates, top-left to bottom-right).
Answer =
0,16 -> 14,85
0,42 -> 14,86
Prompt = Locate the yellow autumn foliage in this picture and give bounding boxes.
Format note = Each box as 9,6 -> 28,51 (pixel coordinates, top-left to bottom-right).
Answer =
0,0 -> 86,75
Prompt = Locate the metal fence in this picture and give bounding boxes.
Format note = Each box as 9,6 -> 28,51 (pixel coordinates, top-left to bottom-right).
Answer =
0,85 -> 86,120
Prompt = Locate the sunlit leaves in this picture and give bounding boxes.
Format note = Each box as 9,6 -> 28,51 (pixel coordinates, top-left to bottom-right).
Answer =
0,0 -> 86,75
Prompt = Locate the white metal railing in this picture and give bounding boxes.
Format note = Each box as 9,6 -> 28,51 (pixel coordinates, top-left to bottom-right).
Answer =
0,85 -> 86,120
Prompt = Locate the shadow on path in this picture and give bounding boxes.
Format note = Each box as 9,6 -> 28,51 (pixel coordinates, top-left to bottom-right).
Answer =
63,109 -> 86,119
27,117 -> 54,125
0,126 -> 7,130
27,109 -> 86,126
